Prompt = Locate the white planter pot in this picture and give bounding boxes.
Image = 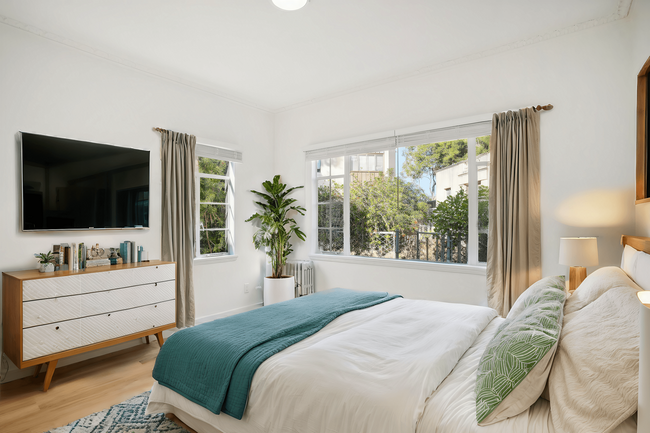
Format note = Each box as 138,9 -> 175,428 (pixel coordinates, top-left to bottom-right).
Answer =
264,276 -> 295,306
39,263 -> 54,273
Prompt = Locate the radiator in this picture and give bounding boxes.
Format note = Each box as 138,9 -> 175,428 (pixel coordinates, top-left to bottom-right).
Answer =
285,260 -> 315,297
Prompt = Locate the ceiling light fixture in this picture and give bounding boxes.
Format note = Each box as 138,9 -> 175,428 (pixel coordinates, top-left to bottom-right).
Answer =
271,0 -> 308,11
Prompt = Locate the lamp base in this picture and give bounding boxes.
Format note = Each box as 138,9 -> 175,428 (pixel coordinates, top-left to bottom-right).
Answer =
568,266 -> 587,292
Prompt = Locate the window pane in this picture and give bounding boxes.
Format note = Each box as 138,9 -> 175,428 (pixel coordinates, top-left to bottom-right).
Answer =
331,229 -> 344,253
318,179 -> 330,203
200,204 -> 227,229
376,155 -> 384,172
368,155 -> 376,172
350,152 -> 402,258
320,159 -> 331,177
318,229 -> 330,252
200,178 -> 227,203
318,204 -> 330,228
200,230 -> 228,254
351,155 -> 359,171
477,135 -> 490,263
198,157 -> 228,176
359,155 -> 368,171
331,156 -> 344,176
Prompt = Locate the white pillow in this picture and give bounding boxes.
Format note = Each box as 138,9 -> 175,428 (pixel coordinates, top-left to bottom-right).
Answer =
621,244 -> 639,279
564,266 -> 641,315
549,286 -> 641,433
633,251 -> 650,291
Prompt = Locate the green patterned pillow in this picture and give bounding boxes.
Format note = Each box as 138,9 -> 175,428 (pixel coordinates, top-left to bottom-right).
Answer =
506,275 -> 566,320
476,276 -> 566,425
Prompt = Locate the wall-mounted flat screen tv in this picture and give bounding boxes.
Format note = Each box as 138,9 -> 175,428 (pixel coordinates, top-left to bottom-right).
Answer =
20,132 -> 150,231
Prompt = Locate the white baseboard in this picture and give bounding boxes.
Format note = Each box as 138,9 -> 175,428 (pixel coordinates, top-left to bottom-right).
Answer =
195,302 -> 264,325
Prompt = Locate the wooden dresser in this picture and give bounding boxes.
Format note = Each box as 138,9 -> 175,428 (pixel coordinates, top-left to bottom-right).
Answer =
2,260 -> 176,391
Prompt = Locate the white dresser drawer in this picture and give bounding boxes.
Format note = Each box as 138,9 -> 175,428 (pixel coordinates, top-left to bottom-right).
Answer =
80,300 -> 175,346
78,281 -> 175,317
22,264 -> 176,301
23,296 -> 81,328
23,321 -> 81,361
23,278 -> 80,301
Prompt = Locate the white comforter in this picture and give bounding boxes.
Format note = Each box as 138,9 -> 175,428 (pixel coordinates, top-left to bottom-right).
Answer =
148,298 -> 496,433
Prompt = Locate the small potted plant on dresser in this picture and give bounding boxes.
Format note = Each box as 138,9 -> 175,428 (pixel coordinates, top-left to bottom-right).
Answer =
246,175 -> 306,306
36,251 -> 55,273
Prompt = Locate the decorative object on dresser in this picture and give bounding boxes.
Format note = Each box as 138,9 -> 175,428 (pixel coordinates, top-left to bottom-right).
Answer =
246,175 -> 306,306
559,237 -> 599,292
35,251 -> 56,273
2,260 -> 176,391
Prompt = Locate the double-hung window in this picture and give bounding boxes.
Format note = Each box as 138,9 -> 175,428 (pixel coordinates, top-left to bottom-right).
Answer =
195,143 -> 241,258
308,121 -> 491,267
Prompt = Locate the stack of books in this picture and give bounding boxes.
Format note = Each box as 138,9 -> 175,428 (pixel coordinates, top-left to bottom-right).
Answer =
120,241 -> 144,263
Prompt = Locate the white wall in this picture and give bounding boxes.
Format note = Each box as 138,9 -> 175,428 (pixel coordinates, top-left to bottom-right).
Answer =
0,24 -> 274,380
275,17 -> 638,304
631,0 -> 650,236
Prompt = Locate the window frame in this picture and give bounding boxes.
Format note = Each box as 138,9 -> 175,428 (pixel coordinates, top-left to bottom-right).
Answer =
195,158 -> 235,258
311,134 -> 487,267
637,55 -> 650,204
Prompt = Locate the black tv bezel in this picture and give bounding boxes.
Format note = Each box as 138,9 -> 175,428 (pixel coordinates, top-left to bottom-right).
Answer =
19,131 -> 151,232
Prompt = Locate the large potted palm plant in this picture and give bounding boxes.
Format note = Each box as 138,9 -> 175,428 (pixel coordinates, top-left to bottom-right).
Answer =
246,175 -> 306,305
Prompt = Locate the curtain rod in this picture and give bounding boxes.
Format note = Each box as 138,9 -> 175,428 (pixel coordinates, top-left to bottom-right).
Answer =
155,105 -> 552,135
533,104 -> 553,111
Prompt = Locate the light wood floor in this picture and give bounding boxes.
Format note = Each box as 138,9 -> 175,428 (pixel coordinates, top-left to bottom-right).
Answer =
0,340 -> 169,433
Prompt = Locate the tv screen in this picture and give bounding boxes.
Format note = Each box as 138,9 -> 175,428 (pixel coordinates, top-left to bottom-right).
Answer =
21,132 -> 150,231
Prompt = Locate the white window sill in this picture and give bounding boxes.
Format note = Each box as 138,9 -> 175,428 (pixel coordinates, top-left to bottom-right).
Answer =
194,254 -> 238,266
308,254 -> 486,275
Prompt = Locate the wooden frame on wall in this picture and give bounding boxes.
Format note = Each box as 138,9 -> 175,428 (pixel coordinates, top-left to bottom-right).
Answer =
637,55 -> 650,204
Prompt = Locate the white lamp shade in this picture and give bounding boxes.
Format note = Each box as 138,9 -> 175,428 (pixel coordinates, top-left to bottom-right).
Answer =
272,0 -> 308,11
559,237 -> 598,267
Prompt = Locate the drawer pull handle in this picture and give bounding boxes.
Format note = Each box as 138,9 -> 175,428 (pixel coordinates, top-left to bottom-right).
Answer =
108,314 -> 111,317
55,326 -> 60,330
155,283 -> 158,287
155,305 -> 157,308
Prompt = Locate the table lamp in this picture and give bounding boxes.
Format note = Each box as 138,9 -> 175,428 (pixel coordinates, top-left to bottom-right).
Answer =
559,237 -> 598,292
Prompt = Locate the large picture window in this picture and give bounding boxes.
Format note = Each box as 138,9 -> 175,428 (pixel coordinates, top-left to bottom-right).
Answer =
312,131 -> 490,266
196,157 -> 234,257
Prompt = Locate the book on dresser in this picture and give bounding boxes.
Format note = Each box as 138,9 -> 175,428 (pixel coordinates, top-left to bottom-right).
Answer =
2,260 -> 177,391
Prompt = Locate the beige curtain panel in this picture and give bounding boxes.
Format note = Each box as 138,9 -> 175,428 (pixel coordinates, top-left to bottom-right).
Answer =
487,108 -> 542,317
161,130 -> 197,328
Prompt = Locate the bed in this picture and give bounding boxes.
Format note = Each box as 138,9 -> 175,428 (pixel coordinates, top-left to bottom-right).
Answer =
146,235 -> 650,433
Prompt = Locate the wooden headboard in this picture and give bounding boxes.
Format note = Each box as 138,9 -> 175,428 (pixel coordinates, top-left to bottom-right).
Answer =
621,235 -> 650,254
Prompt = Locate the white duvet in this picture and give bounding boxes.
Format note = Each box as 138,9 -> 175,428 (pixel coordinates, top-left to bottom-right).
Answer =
148,298 -> 496,433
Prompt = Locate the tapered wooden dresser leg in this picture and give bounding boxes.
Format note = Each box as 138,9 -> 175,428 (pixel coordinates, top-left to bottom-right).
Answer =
43,360 -> 58,392
33,364 -> 43,378
145,335 -> 150,344
155,331 -> 165,347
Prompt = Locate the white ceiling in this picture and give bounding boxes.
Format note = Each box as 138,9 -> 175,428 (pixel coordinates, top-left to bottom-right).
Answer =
0,0 -> 628,112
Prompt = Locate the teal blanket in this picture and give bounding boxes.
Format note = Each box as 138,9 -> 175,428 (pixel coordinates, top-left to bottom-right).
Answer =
152,288 -> 401,420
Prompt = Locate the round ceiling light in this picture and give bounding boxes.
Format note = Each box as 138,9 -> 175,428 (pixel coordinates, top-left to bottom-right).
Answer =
271,0 -> 308,11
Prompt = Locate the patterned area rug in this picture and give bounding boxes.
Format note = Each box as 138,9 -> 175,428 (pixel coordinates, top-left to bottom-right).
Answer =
45,391 -> 189,433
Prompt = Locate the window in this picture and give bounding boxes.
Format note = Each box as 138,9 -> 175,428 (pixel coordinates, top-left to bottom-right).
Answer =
312,131 -> 490,266
317,156 -> 345,254
197,157 -> 234,257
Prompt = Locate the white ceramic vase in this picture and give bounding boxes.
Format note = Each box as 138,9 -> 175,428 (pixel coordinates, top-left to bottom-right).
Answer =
263,276 -> 295,306
39,263 -> 54,273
